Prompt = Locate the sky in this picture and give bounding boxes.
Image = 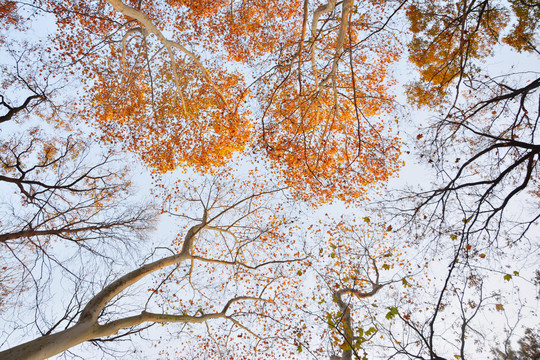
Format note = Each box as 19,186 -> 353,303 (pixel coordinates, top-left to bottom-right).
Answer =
0,1 -> 539,359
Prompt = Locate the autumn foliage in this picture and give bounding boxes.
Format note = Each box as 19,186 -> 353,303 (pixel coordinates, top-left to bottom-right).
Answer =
14,0 -> 404,203
2,0 -> 539,359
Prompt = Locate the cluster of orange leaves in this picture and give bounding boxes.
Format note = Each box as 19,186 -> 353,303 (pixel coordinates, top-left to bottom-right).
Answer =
405,0 -> 534,107
15,0 -> 405,204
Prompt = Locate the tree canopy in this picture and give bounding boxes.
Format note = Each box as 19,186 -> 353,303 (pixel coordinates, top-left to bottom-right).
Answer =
0,0 -> 539,359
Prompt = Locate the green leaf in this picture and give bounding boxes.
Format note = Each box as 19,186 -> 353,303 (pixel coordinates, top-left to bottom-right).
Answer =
297,345 -> 303,353
382,264 -> 391,270
513,271 -> 519,276
366,326 -> 377,336
402,278 -> 410,287
327,319 -> 335,328
450,234 -> 457,240
504,274 -> 513,281
330,253 -> 336,259
385,307 -> 399,320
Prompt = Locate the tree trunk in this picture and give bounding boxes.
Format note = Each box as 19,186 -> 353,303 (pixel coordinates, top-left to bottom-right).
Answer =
0,322 -> 100,360
0,223 -> 201,359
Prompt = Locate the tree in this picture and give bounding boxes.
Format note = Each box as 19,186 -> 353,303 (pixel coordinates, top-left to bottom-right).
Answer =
0,131 -> 152,245
0,175 -> 311,359
4,0 -> 403,203
0,171 -> 416,360
307,219 -> 412,360
379,0 -> 540,358
404,0 -> 540,243
252,0 -> 403,202
2,0 -> 538,359
0,1 -> 406,357
0,130 -> 156,342
0,32 -> 156,339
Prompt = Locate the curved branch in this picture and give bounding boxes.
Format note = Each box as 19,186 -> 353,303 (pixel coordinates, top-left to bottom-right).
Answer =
79,221 -> 204,323
106,0 -> 231,110
0,94 -> 45,123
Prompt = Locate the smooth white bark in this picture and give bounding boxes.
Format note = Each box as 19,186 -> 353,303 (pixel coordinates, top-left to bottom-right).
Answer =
0,223 -> 202,359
